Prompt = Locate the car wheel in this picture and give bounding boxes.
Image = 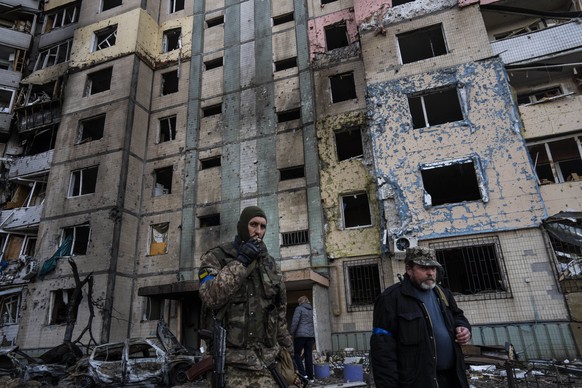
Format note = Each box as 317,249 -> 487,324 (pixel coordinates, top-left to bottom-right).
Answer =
75,375 -> 95,388
169,363 -> 190,386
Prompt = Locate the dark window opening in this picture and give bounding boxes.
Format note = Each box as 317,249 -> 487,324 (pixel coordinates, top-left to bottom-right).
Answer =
277,108 -> 301,123
169,0 -> 184,13
321,0 -> 338,4
432,237 -> 509,299
273,12 -> 294,26
545,217 -> 582,293
325,23 -> 349,50
200,156 -> 221,169
158,115 -> 177,143
69,166 -> 98,197
279,166 -> 305,181
204,57 -> 223,70
528,136 -> 582,184
162,70 -> 179,95
27,125 -> 58,155
199,214 -> 220,227
345,260 -> 382,312
49,289 -> 75,325
281,230 -> 309,246
335,126 -> 363,161
102,0 -> 122,11
94,25 -> 117,51
275,57 -> 297,72
408,87 -> 463,129
392,0 -> 415,6
63,224 -> 91,255
154,167 -> 173,196
202,104 -> 222,117
163,28 -> 181,52
398,24 -> 447,64
330,72 -> 357,103
77,115 -> 105,144
518,86 -> 565,105
421,161 -> 481,206
86,67 -> 113,95
342,193 -> 372,228
206,15 -> 224,28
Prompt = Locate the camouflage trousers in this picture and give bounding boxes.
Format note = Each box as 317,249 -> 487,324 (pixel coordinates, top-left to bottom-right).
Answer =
224,365 -> 277,388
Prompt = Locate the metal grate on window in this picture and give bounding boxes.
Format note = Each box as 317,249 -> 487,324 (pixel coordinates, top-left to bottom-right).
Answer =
344,258 -> 382,312
430,236 -> 511,302
281,230 -> 309,247
546,233 -> 582,293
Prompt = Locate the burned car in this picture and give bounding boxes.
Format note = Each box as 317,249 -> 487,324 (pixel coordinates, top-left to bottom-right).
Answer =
73,320 -> 199,387
0,345 -> 71,385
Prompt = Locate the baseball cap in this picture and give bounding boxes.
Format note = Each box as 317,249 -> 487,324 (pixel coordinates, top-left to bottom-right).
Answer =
405,246 -> 442,267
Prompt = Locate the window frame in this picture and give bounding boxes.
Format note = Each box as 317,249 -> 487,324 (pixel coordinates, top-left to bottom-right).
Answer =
68,166 -> 99,197
329,72 -> 357,103
34,40 -> 73,70
157,115 -> 177,143
397,23 -> 448,65
0,87 -> 15,114
43,4 -> 79,33
408,85 -> 464,129
168,0 -> 185,14
101,0 -> 122,12
149,222 -> 169,255
528,134 -> 582,184
344,258 -> 383,312
162,28 -> 181,53
0,291 -> 21,325
77,114 -> 106,144
61,224 -> 91,256
85,67 -> 113,96
161,70 -> 179,95
48,288 -> 75,325
340,192 -> 373,229
93,24 -> 118,52
153,166 -> 173,196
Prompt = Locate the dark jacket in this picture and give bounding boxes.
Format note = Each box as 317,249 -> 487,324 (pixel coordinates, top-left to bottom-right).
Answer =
370,276 -> 470,388
290,303 -> 314,338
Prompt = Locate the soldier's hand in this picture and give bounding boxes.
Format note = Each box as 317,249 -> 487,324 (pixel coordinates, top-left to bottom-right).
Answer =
236,239 -> 261,267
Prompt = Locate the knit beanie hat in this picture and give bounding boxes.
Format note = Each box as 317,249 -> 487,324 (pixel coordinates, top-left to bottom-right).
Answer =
237,206 -> 267,242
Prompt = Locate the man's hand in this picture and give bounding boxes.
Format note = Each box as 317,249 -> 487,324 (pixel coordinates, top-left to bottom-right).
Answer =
236,239 -> 261,267
455,326 -> 471,345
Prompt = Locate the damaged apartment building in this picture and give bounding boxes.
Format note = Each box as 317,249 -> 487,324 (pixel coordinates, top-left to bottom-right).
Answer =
0,0 -> 580,363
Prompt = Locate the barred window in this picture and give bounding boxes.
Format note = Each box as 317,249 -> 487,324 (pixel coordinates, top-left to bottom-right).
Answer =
0,292 -> 20,325
430,236 -> 511,301
281,230 -> 309,247
344,259 -> 382,312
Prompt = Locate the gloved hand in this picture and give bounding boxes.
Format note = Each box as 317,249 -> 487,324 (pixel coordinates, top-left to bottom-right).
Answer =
236,239 -> 261,267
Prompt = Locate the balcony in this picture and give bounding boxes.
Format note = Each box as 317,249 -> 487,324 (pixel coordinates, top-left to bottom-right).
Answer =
0,205 -> 42,231
7,150 -> 53,179
520,93 -> 582,139
14,99 -> 61,132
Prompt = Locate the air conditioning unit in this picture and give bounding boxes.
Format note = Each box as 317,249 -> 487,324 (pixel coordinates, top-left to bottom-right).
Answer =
393,236 -> 418,253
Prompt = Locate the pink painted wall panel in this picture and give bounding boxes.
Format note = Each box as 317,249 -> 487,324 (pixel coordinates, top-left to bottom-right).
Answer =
307,8 -> 358,60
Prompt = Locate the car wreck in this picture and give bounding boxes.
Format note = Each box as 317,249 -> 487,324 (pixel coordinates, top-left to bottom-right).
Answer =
70,320 -> 200,387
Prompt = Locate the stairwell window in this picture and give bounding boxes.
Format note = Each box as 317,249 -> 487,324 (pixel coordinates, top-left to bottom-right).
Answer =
62,224 -> 91,256
68,166 -> 98,197
341,192 -> 372,228
158,115 -> 177,143
408,86 -> 463,129
325,23 -> 349,50
168,0 -> 184,13
344,258 -> 382,312
149,223 -> 169,255
330,72 -> 356,103
93,25 -> 117,51
335,126 -> 363,161
85,67 -> 113,96
161,70 -> 179,95
77,114 -> 105,144
397,24 -> 448,64
154,167 -> 173,196
163,28 -> 181,52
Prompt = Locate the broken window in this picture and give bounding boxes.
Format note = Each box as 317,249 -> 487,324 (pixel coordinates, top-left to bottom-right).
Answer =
163,28 -> 181,53
43,4 -> 79,33
93,343 -> 124,361
168,0 -> 184,13
5,185 -> 30,209
93,25 -> 117,51
397,24 -> 448,64
0,291 -> 21,325
277,108 -> 301,123
392,0 -> 416,6
344,259 -> 382,312
321,0 -> 338,4
281,230 -> 309,247
341,192 -> 372,228
85,67 -> 113,96
517,86 -> 567,105
420,157 -> 487,207
0,88 -> 15,113
408,86 -> 463,129
101,0 -> 122,12
206,15 -> 224,28
200,156 -> 221,169
528,135 -> 582,184
149,223 -> 169,255
204,57 -> 223,70
494,20 -> 545,40
158,115 -> 176,143
49,288 -> 75,325
34,40 -> 72,70
68,166 -> 98,197
273,12 -> 294,26
161,70 -> 179,95
0,45 -> 15,70
275,57 -> 297,72
543,213 -> 582,293
202,103 -> 222,117
154,166 -> 173,196
335,126 -> 363,161
330,72 -> 357,103
77,115 -> 105,144
325,23 -> 349,51
279,165 -> 305,181
431,236 -> 510,300
143,297 -> 164,321
27,125 -> 58,155
199,214 -> 220,227
4,234 -> 25,260
62,224 -> 91,256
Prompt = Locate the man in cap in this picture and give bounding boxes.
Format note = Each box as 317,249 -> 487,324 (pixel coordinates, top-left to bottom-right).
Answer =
198,206 -> 294,387
370,246 -> 471,388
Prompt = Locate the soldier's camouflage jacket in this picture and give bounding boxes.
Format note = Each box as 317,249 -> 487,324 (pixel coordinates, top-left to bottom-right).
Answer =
198,241 -> 293,370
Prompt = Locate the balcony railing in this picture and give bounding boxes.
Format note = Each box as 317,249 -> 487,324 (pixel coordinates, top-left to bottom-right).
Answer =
7,150 -> 53,179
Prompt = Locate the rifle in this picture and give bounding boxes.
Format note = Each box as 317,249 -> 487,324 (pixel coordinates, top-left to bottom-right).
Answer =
210,318 -> 227,388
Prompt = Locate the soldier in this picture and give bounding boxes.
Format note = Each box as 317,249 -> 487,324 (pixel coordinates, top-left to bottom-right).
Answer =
198,206 -> 294,387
